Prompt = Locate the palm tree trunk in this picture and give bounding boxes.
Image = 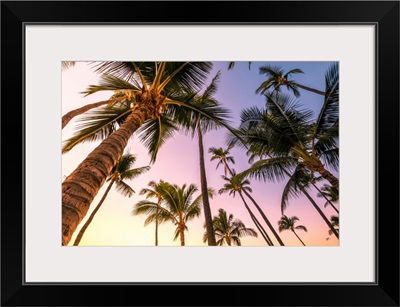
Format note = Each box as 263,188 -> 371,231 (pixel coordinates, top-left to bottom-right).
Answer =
155,200 -> 159,246
62,100 -> 156,246
179,225 -> 185,246
292,229 -> 306,246
316,167 -> 339,190
290,82 -> 325,96
226,236 -> 232,246
73,180 -> 115,246
223,162 -> 272,245
62,97 -> 124,129
197,121 -> 217,246
238,191 -> 274,246
312,183 -> 339,213
243,190 -> 285,246
301,187 -> 339,239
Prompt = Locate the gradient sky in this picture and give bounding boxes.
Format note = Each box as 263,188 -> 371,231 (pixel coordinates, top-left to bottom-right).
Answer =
62,61 -> 339,247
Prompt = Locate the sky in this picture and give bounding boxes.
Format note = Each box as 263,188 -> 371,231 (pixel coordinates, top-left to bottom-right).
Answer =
62,61 -> 339,247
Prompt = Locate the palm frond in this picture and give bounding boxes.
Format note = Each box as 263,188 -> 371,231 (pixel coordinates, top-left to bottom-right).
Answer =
82,74 -> 140,96
114,180 -> 135,197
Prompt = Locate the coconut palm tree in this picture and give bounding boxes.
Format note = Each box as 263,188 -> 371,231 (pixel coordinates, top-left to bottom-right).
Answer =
219,171 -> 285,246
278,215 -> 308,246
203,208 -> 258,246
132,182 -> 211,246
208,146 -> 272,245
209,145 -> 236,176
280,165 -> 339,238
61,61 -> 236,245
138,180 -> 165,246
178,71 -> 225,246
317,184 -> 339,210
72,153 -> 150,246
256,64 -> 325,97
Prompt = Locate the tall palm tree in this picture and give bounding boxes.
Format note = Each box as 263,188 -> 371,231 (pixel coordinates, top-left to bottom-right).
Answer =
179,71 -> 226,246
138,180 -> 165,246
219,172 -> 285,246
203,208 -> 258,246
72,153 -> 150,246
256,64 -> 325,97
61,61 -> 236,245
133,182 -> 210,246
278,215 -> 307,246
208,146 -> 272,245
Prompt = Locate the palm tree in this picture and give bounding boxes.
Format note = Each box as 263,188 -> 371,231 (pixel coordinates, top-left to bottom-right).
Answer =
133,182 -> 210,246
138,180 -> 165,246
317,184 -> 339,210
280,165 -> 339,238
203,208 -> 258,246
209,145 -> 236,176
208,146 -> 272,245
72,153 -> 150,246
278,215 -> 307,246
219,171 -> 285,246
329,215 -> 339,236
256,64 -> 325,97
61,61 -> 236,245
179,71 -> 226,246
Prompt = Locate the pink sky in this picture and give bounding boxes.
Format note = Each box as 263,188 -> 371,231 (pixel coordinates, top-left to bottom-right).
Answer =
62,61 -> 339,247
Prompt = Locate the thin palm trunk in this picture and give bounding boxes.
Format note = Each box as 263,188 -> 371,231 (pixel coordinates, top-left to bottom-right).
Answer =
62,100 -> 156,246
243,190 -> 285,246
292,229 -> 306,246
225,236 -> 232,246
224,162 -> 272,245
290,82 -> 325,96
197,121 -> 217,246
155,200 -> 159,246
301,187 -> 339,239
238,191 -> 274,246
73,180 -> 114,246
312,183 -> 339,213
62,97 -> 125,129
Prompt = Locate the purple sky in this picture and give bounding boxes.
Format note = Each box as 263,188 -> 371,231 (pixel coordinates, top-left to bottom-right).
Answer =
62,61 -> 339,247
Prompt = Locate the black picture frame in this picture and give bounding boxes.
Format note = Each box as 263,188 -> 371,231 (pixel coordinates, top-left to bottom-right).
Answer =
1,1 -> 399,306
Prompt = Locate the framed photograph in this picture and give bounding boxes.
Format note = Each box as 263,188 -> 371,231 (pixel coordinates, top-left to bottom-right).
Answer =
1,1 -> 399,306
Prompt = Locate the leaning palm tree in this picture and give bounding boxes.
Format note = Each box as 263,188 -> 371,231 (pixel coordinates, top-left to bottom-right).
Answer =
61,61 -> 236,245
256,64 -> 325,97
133,182 -> 210,246
72,153 -> 150,246
278,215 -> 308,246
203,208 -> 258,246
219,171 -> 285,246
317,184 -> 339,210
138,180 -> 165,246
209,146 -> 272,245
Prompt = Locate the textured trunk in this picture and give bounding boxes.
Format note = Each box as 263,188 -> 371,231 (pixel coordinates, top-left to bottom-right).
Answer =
243,190 -> 285,246
307,160 -> 339,190
290,82 -> 325,96
179,224 -> 185,246
301,188 -> 339,239
73,180 -> 114,246
197,122 -> 217,246
312,183 -> 339,213
62,101 -> 155,246
238,191 -> 274,246
292,229 -> 306,246
62,97 -> 124,129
